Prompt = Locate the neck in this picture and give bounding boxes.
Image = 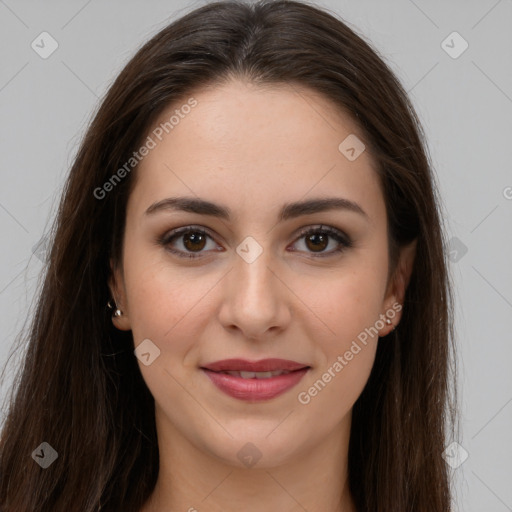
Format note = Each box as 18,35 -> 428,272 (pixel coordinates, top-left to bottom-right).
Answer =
141,406 -> 357,512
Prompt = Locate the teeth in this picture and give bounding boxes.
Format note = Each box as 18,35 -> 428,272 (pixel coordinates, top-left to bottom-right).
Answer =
255,371 -> 273,379
223,370 -> 291,378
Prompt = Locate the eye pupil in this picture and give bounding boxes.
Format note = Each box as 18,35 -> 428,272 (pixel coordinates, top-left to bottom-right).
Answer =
306,233 -> 328,252
183,232 -> 206,251
162,225 -> 348,259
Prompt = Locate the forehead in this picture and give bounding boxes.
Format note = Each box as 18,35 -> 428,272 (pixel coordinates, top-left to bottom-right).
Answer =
129,79 -> 385,225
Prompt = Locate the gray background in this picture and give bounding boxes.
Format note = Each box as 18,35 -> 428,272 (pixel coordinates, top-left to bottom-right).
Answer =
0,0 -> 511,510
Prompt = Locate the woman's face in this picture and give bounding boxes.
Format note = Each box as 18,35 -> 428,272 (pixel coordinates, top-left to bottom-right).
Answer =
111,79 -> 413,468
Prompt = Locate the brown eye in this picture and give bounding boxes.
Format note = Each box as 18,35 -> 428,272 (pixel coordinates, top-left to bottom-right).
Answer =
159,227 -> 218,259
291,225 -> 352,257
159,224 -> 352,260
304,232 -> 329,252
182,231 -> 207,252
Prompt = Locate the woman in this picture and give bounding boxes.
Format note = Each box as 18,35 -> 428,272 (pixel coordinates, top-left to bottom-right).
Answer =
0,0 -> 458,510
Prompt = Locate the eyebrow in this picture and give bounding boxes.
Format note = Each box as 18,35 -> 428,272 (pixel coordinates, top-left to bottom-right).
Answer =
145,196 -> 369,222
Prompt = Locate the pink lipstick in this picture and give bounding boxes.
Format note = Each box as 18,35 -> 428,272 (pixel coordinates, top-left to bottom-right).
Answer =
201,358 -> 310,402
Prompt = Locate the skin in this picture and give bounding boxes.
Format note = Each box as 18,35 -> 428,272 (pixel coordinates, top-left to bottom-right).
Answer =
110,78 -> 416,512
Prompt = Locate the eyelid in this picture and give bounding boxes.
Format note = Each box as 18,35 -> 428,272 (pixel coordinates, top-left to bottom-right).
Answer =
293,224 -> 351,245
158,223 -> 353,259
156,224 -> 219,256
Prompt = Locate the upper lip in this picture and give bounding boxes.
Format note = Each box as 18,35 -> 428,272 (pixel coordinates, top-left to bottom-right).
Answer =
201,358 -> 309,372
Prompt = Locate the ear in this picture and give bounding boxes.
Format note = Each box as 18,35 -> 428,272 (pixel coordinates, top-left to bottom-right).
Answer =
379,238 -> 417,335
108,259 -> 132,331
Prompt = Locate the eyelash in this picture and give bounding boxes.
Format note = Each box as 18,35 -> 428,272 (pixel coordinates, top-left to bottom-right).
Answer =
157,224 -> 353,260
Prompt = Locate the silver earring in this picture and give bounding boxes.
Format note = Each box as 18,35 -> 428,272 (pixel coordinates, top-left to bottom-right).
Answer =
107,299 -> 123,317
385,316 -> 396,331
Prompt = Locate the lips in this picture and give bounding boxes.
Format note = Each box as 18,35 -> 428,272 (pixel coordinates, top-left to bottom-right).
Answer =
200,358 -> 310,401
201,358 -> 309,373
218,369 -> 291,379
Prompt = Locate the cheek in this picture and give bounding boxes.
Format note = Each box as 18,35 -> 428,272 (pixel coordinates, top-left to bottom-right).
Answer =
296,263 -> 387,343
295,276 -> 383,415
125,265 -> 213,407
298,341 -> 377,422
317,282 -> 381,381
294,258 -> 386,404
124,256 -> 221,356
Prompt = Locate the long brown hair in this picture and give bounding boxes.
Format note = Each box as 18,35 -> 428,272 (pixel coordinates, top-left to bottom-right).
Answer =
0,1 -> 458,510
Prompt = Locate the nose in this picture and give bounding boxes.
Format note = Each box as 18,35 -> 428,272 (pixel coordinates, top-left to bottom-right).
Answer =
217,246 -> 292,342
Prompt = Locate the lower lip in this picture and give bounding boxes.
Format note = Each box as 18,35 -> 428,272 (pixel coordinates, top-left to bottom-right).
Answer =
201,368 -> 309,402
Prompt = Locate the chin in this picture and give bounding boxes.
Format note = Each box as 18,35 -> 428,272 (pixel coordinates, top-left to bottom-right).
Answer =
200,428 -> 306,470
